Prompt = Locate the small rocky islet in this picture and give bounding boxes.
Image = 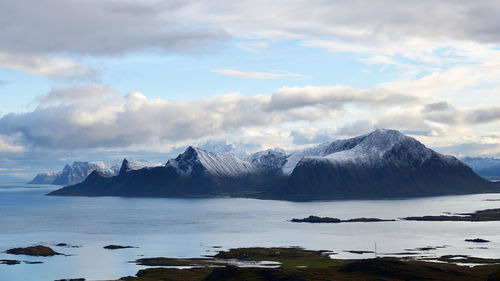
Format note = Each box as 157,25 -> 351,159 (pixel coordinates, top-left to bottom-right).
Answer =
103,245 -> 136,250
465,238 -> 491,243
0,259 -> 21,265
403,208 -> 500,221
291,215 -> 395,223
292,207 -> 500,224
5,245 -> 61,257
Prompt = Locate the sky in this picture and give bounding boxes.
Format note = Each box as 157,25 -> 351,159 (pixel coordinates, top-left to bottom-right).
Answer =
2,0 -> 500,180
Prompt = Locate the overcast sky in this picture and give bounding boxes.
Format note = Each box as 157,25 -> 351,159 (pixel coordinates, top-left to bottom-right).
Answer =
2,0 -> 500,180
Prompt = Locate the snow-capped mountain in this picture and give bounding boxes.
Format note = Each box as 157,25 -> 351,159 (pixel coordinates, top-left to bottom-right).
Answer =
461,157 -> 500,179
166,146 -> 255,178
281,134 -> 366,174
266,129 -> 493,200
250,148 -> 288,173
301,129 -> 456,168
48,129 -> 498,200
29,171 -> 62,185
30,160 -> 160,185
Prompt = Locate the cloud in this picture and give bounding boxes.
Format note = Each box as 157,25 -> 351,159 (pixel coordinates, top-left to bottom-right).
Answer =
0,0 -> 227,56
236,40 -> 272,52
268,86 -> 418,111
0,135 -> 25,153
0,53 -> 96,79
211,69 -> 306,79
37,84 -> 116,105
0,83 -> 420,150
290,128 -> 334,145
420,102 -> 500,125
4,1 -> 500,59
4,0 -> 500,80
185,1 -> 500,55
466,107 -> 500,124
437,142 -> 500,158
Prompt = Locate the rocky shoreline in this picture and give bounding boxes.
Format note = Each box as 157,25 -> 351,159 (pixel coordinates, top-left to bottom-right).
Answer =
120,247 -> 500,281
3,244 -> 500,280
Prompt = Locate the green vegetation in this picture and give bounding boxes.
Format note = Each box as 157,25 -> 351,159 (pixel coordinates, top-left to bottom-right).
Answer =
213,247 -> 340,270
120,247 -> 500,281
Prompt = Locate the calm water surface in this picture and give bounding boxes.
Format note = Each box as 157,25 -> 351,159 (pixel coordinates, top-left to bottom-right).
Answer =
1,184 -> 500,280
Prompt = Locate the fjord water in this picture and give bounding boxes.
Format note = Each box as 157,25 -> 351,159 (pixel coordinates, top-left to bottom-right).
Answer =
1,184 -> 500,281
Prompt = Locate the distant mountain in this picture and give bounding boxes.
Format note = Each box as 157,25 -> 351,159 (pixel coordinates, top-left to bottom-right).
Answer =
49,148 -> 281,197
461,157 -> 500,179
30,160 -> 160,185
48,129 -> 498,200
266,129 -> 496,200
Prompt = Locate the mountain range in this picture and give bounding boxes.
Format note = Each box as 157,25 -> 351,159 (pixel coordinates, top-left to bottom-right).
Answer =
30,160 -> 160,185
47,129 -> 499,200
461,157 -> 500,179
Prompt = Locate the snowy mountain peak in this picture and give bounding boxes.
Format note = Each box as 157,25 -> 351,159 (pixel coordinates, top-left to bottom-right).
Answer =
29,159 -> 160,185
250,148 -> 288,172
282,129 -> 457,175
167,146 -> 255,178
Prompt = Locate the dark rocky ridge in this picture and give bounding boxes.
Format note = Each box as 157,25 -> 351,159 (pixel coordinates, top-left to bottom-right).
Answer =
48,129 -> 499,201
404,208 -> 500,221
6,245 -> 60,256
291,215 -> 395,223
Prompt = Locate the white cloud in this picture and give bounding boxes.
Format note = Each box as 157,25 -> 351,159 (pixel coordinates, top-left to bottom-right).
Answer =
211,69 -> 306,79
236,40 -> 272,52
37,84 -> 116,105
0,53 -> 96,79
0,135 -> 25,153
0,82 -> 420,150
0,0 -> 227,56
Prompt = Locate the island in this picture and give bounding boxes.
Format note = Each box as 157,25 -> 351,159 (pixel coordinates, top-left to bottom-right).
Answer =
119,247 -> 500,281
291,215 -> 395,223
403,208 -> 500,222
48,130 -> 499,201
6,245 -> 61,257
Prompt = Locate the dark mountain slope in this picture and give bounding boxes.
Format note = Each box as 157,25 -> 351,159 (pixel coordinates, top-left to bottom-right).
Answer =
266,130 -> 495,200
48,129 -> 498,200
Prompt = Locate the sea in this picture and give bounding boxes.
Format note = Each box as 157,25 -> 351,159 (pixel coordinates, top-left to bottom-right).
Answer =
1,184 -> 499,281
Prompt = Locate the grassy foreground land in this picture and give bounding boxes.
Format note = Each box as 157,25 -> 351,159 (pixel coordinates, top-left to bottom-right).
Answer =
120,247 -> 500,281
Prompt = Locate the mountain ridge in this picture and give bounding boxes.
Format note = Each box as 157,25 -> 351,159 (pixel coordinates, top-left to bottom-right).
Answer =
30,159 -> 161,185
47,129 -> 499,200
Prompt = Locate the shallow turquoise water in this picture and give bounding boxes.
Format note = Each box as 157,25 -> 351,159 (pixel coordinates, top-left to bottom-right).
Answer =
1,184 -> 500,280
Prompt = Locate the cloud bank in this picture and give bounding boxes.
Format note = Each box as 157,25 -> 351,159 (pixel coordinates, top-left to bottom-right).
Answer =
0,84 -> 418,150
